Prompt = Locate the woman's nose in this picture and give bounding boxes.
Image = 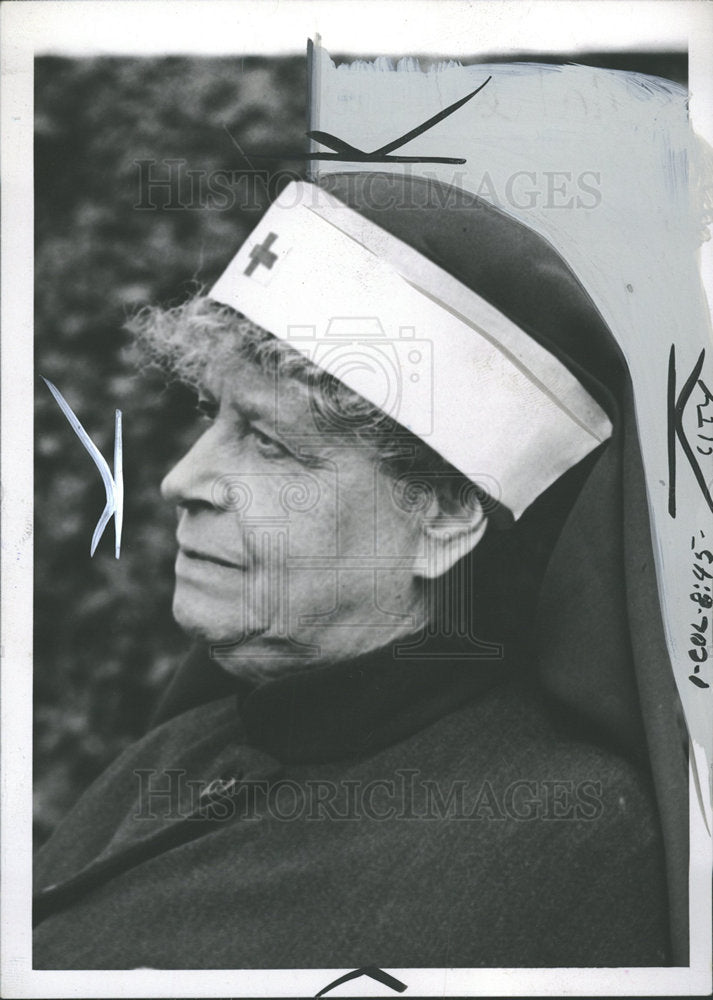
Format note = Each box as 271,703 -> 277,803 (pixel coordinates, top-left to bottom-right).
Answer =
161,426 -> 223,508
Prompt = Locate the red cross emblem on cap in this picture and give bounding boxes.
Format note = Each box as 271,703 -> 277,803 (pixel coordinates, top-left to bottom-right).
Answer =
244,232 -> 279,276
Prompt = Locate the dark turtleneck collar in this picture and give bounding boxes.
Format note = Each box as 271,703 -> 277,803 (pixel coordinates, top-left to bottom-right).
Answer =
152,636 -> 510,765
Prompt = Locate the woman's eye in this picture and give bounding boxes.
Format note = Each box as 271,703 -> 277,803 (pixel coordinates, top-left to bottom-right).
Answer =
252,427 -> 287,458
196,398 -> 218,421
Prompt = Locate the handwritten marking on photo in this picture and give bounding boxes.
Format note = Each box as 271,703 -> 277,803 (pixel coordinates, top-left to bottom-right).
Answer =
41,377 -> 123,558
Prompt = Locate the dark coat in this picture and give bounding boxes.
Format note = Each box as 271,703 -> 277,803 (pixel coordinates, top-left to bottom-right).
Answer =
33,646 -> 671,969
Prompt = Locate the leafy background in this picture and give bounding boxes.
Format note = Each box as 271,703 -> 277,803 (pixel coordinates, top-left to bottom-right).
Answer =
34,51 -> 686,844
34,55 -> 307,843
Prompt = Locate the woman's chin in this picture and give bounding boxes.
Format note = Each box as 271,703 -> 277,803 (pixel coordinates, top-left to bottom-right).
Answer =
172,593 -> 256,647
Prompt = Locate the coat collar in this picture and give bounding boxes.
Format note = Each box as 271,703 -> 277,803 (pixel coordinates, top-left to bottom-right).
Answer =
153,636 -> 509,766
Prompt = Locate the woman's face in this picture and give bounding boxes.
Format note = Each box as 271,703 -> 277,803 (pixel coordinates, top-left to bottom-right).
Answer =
160,361 -> 430,677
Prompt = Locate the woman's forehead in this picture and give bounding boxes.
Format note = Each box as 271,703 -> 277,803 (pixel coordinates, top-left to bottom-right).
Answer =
210,360 -> 365,446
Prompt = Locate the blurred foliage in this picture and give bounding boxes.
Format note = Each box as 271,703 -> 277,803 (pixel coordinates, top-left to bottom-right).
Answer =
34,56 -> 307,843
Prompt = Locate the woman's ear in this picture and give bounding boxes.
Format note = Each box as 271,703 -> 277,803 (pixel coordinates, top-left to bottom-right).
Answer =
415,495 -> 488,580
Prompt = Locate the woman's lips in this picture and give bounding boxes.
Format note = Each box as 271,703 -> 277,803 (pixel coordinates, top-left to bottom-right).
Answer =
177,547 -> 247,570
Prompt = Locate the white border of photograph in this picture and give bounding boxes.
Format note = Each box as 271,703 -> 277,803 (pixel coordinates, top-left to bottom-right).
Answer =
2,2 -> 711,997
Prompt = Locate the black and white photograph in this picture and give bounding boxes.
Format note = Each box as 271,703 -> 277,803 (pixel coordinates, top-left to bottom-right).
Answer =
2,2 -> 712,996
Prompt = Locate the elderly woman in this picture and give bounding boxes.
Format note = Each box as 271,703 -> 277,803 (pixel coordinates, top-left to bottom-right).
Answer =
33,172 -> 687,969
